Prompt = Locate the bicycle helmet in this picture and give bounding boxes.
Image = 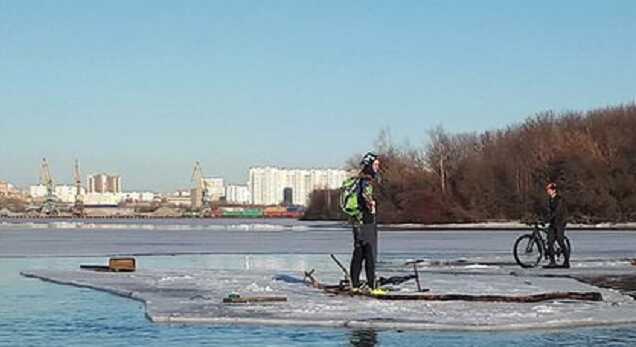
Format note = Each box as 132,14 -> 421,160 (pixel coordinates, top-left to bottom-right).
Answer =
360,152 -> 378,168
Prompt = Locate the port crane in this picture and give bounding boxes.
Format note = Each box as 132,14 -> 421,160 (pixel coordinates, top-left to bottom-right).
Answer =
39,158 -> 60,215
72,159 -> 85,217
191,161 -> 210,216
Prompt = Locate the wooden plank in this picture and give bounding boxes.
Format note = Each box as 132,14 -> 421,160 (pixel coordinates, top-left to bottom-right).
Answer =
368,292 -> 603,302
80,265 -> 110,271
320,287 -> 602,302
222,296 -> 287,304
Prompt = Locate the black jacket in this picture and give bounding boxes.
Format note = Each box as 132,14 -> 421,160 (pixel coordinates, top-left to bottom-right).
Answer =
357,174 -> 375,224
547,194 -> 568,228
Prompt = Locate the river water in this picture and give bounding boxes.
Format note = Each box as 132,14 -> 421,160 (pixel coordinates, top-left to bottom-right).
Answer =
1,219 -> 635,346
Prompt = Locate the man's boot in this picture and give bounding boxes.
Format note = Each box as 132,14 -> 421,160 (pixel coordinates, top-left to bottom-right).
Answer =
561,252 -> 571,269
543,255 -> 558,268
560,261 -> 570,269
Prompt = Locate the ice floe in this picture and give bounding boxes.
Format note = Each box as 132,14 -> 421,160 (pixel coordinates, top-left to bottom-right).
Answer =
20,258 -> 636,331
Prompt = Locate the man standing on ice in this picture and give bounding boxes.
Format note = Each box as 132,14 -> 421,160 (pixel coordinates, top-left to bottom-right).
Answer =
543,182 -> 570,269
348,152 -> 382,292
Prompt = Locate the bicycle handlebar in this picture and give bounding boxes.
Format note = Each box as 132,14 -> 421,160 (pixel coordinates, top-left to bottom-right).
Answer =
524,221 -> 547,228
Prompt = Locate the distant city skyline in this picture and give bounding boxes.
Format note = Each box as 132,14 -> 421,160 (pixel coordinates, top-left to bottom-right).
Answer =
18,163 -> 352,195
1,1 -> 635,191
25,165 -> 349,207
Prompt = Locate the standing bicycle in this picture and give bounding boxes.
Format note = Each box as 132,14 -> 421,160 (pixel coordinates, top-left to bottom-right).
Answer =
514,182 -> 570,268
513,221 -> 571,268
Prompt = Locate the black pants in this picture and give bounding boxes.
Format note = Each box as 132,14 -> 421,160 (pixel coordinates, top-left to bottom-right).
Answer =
547,224 -> 569,263
350,223 -> 378,289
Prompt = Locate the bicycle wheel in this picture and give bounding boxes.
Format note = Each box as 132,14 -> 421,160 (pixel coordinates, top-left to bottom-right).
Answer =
513,234 -> 543,268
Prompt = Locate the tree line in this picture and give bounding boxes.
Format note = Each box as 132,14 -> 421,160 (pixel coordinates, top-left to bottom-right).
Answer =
304,103 -> 636,224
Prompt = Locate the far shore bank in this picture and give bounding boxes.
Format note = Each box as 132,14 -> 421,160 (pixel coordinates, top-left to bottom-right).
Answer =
2,217 -> 636,231
380,222 -> 636,231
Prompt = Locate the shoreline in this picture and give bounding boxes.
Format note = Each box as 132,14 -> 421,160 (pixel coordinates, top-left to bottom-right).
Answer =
381,222 -> 636,231
2,217 -> 636,231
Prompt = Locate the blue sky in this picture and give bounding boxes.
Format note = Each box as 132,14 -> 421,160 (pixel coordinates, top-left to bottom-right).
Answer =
1,1 -> 634,191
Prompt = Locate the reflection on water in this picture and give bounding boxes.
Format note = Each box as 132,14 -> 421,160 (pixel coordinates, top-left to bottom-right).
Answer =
349,329 -> 378,347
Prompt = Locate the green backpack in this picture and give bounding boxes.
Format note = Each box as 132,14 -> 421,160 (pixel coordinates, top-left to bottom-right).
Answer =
340,177 -> 362,221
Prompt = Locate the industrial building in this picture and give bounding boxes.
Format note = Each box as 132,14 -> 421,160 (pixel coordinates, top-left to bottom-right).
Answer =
87,173 -> 122,193
225,184 -> 250,205
248,167 -> 349,206
29,185 -> 86,203
0,180 -> 8,197
202,178 -> 225,202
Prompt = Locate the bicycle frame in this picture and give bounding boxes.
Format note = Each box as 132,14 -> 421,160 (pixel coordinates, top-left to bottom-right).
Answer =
514,222 -> 570,268
532,223 -> 564,260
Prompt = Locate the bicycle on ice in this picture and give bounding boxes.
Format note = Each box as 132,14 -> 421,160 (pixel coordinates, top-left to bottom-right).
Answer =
513,221 -> 571,268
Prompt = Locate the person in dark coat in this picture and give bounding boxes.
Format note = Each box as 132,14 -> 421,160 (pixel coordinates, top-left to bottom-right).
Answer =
543,182 -> 570,268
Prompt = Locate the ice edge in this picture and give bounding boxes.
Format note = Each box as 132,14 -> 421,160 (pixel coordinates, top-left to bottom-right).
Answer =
20,271 -> 636,332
